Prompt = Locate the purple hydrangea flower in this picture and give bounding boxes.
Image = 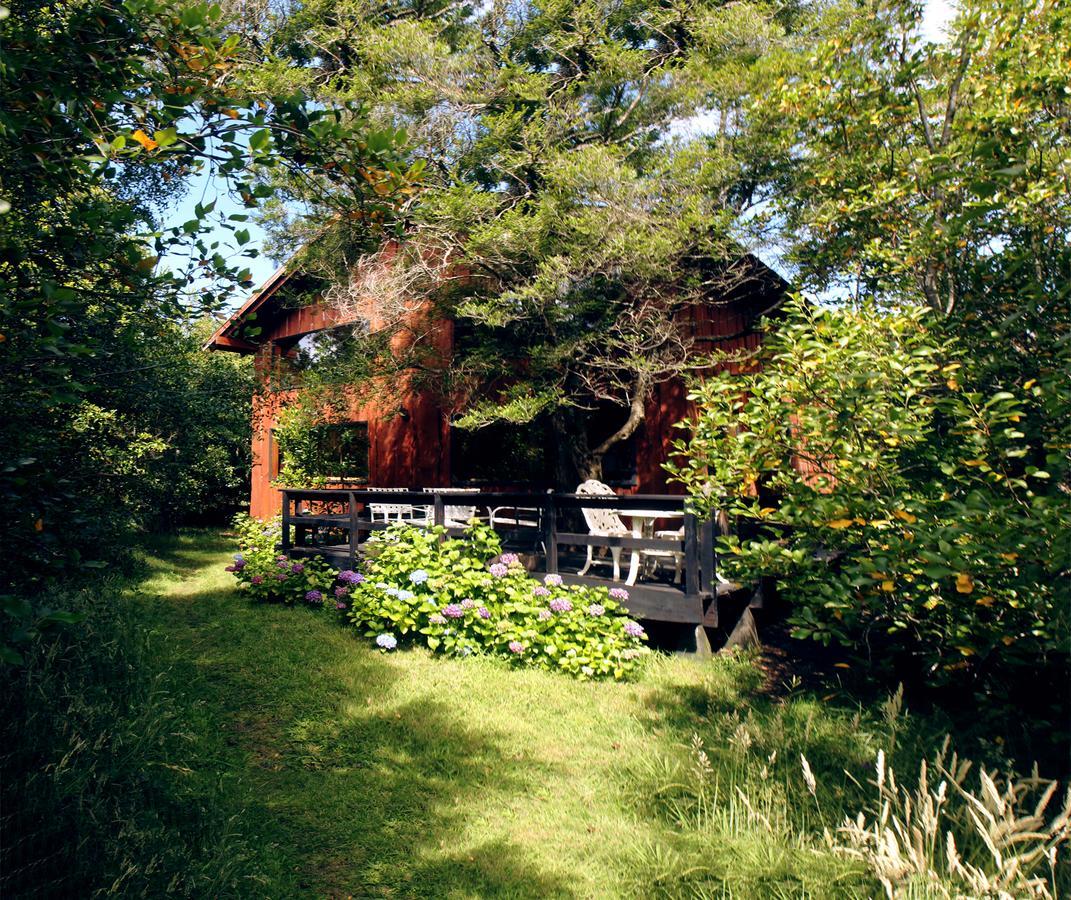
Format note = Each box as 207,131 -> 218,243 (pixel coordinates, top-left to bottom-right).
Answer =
460,598 -> 476,609
305,590 -> 322,603
429,613 -> 447,625
251,575 -> 264,585
224,565 -> 236,573
275,574 -> 287,582
291,562 -> 305,574
376,633 -> 398,650
508,640 -> 525,654
500,553 -> 520,567
587,603 -> 605,616
478,607 -> 491,620
334,586 -> 349,598
623,620 -> 645,638
532,585 -> 551,597
489,563 -> 508,578
338,570 -> 363,584
538,609 -> 553,621
609,587 -> 629,601
233,558 -> 246,570
277,560 -> 289,569
409,569 -> 429,584
335,601 -> 348,610
276,554 -> 288,562
543,573 -> 563,586
442,603 -> 464,619
549,598 -> 573,613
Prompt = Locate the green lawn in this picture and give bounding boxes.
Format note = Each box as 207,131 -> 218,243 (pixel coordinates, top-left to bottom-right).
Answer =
127,530 -> 893,898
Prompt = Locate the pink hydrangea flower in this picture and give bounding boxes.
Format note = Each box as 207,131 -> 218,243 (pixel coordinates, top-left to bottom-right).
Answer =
549,598 -> 572,613
623,620 -> 645,638
251,575 -> 264,585
489,563 -> 508,577
609,587 -> 629,601
543,573 -> 563,586
532,585 -> 550,597
508,641 -> 524,654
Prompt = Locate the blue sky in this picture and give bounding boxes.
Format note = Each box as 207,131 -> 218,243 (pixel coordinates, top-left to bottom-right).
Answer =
164,0 -> 958,313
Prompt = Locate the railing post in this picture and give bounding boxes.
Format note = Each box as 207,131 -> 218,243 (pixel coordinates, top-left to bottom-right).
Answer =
543,490 -> 558,574
432,491 -> 445,541
281,490 -> 291,552
700,513 -> 715,597
683,511 -> 699,600
348,491 -> 358,569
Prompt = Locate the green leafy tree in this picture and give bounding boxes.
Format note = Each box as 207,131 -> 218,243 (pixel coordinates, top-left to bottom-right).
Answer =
673,0 -> 1070,698
245,0 -> 811,484
0,0 -> 409,585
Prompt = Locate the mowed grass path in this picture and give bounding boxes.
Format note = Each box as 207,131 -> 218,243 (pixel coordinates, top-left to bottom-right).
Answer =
136,531 -> 874,898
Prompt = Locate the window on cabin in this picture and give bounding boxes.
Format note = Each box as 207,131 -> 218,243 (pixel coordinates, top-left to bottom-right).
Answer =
277,422 -> 370,482
601,433 -> 638,488
450,420 -> 554,487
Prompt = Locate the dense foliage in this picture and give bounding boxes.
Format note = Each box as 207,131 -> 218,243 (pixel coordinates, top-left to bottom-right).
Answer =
674,0 -> 1070,705
0,0 -> 410,593
671,300 -> 1068,690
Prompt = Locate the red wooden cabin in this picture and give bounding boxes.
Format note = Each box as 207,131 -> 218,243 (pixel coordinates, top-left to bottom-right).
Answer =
207,254 -> 787,519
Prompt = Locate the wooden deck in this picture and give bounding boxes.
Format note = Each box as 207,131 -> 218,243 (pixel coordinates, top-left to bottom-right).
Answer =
280,488 -> 746,628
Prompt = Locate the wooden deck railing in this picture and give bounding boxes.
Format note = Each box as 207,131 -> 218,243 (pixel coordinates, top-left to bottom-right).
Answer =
279,488 -> 734,626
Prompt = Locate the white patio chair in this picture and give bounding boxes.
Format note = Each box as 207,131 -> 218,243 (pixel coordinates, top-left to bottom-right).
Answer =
653,527 -> 685,584
367,487 -> 416,524
575,479 -> 631,582
423,487 -> 481,529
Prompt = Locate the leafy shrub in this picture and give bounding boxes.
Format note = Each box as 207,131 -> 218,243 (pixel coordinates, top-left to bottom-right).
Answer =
670,300 -> 1070,690
345,523 -> 649,679
228,513 -> 358,607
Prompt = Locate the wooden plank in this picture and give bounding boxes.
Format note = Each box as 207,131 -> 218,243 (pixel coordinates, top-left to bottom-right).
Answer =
556,574 -> 703,624
554,532 -> 686,552
683,512 -> 699,600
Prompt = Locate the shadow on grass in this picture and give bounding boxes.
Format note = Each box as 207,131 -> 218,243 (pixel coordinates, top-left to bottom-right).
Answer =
144,535 -> 573,899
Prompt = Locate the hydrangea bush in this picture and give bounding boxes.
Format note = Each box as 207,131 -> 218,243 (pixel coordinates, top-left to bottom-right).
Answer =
345,523 -> 649,679
228,513 -> 363,608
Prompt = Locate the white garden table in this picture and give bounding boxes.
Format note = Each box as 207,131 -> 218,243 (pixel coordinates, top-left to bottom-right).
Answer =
620,509 -> 685,585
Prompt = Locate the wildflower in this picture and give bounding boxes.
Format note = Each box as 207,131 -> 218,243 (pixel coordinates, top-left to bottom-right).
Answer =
489,562 -> 508,578
251,575 -> 264,585
429,613 -> 447,625
460,598 -> 475,609
609,587 -> 629,601
376,633 -> 398,650
532,585 -> 551,597
549,598 -> 572,613
442,603 -> 464,619
305,590 -> 322,604
543,573 -> 563,586
500,553 -> 520,567
409,569 -> 429,584
291,562 -> 305,574
224,565 -> 236,573
477,607 -> 491,620
508,640 -> 524,654
338,570 -> 363,584
587,603 -> 605,616
334,586 -> 349,598
623,620 -> 645,638
538,610 -> 553,621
